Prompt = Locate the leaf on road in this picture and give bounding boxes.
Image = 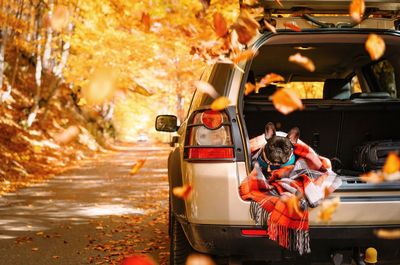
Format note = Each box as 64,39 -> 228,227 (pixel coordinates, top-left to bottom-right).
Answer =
52,256 -> 61,259
173,185 -> 192,199
289,53 -> 315,72
317,197 -> 340,223
283,22 -> 301,32
350,0 -> 365,23
365,34 -> 386,61
186,253 -> 216,265
213,12 -> 228,38
271,88 -> 304,115
211,96 -> 230,111
130,159 -> 146,175
121,254 -> 157,265
194,80 -> 219,99
375,229 -> 400,239
31,247 -> 39,252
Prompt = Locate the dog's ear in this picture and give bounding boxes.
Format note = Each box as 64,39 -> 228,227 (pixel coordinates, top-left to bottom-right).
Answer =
265,122 -> 276,140
287,127 -> 300,145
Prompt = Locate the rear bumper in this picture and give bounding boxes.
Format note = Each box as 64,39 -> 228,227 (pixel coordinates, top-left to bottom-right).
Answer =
180,221 -> 400,262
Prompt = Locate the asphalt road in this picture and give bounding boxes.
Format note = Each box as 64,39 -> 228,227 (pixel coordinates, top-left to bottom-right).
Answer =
0,144 -> 171,265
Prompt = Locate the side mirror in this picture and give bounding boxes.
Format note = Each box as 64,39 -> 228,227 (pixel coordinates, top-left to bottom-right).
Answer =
155,115 -> 178,132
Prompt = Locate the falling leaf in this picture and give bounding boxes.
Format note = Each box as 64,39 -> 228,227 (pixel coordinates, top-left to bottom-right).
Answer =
284,196 -> 304,217
349,0 -> 365,23
365,34 -> 386,61
211,96 -> 230,111
173,185 -> 192,199
260,73 -> 285,86
264,20 -> 277,33
232,10 -> 260,45
186,253 -> 216,265
383,153 -> 400,174
31,247 -> 39,252
375,229 -> 400,239
50,5 -> 70,31
245,82 -> 256,96
283,22 -> 301,32
231,50 -> 257,64
121,255 -> 157,265
53,126 -> 80,144
82,68 -> 116,105
194,81 -> 219,99
289,53 -> 315,72
141,12 -> 151,32
271,88 -> 304,115
77,98 -> 87,106
213,12 -> 228,38
360,171 -> 384,183
317,197 -> 340,223
130,159 -> 146,175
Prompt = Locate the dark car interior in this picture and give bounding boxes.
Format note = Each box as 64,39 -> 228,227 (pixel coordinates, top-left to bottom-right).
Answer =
242,33 -> 400,175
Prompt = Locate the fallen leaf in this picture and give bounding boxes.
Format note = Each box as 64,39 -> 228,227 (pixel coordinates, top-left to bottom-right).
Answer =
194,80 -> 219,99
264,20 -> 277,33
31,247 -> 39,252
213,12 -> 228,38
365,34 -> 386,61
232,10 -> 260,45
283,22 -> 301,32
121,255 -> 157,265
52,256 -> 61,259
231,50 -> 257,64
130,159 -> 146,175
186,253 -> 216,265
349,0 -> 365,23
375,229 -> 400,239
271,88 -> 304,115
141,12 -> 151,32
173,185 -> 192,199
211,96 -> 230,111
317,197 -> 340,223
50,5 -> 70,31
289,53 -> 315,72
260,73 -> 285,86
360,171 -> 384,183
35,231 -> 44,236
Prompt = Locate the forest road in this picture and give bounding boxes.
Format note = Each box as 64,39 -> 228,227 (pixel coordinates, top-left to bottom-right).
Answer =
0,143 -> 171,265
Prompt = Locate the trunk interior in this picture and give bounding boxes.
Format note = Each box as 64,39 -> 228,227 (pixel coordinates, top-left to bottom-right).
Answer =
243,99 -> 400,175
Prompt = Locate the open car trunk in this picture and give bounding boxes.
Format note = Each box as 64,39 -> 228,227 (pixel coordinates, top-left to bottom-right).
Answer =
241,31 -> 400,181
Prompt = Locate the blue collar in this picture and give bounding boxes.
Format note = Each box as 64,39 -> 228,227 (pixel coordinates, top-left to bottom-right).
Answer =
257,152 -> 296,170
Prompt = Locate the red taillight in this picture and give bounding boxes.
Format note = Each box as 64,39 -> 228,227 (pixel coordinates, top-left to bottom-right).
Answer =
188,147 -> 234,159
201,110 -> 223,129
241,229 -> 267,237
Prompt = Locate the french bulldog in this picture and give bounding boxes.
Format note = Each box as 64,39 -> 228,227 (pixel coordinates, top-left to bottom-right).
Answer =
256,122 -> 300,173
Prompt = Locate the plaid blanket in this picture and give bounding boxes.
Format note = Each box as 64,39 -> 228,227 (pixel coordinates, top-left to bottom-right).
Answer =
239,139 -> 342,255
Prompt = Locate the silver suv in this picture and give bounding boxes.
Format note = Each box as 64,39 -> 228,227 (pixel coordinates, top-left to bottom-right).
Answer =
156,1 -> 400,264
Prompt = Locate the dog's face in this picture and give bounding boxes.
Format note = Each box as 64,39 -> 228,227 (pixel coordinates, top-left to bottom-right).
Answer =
263,122 -> 300,165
